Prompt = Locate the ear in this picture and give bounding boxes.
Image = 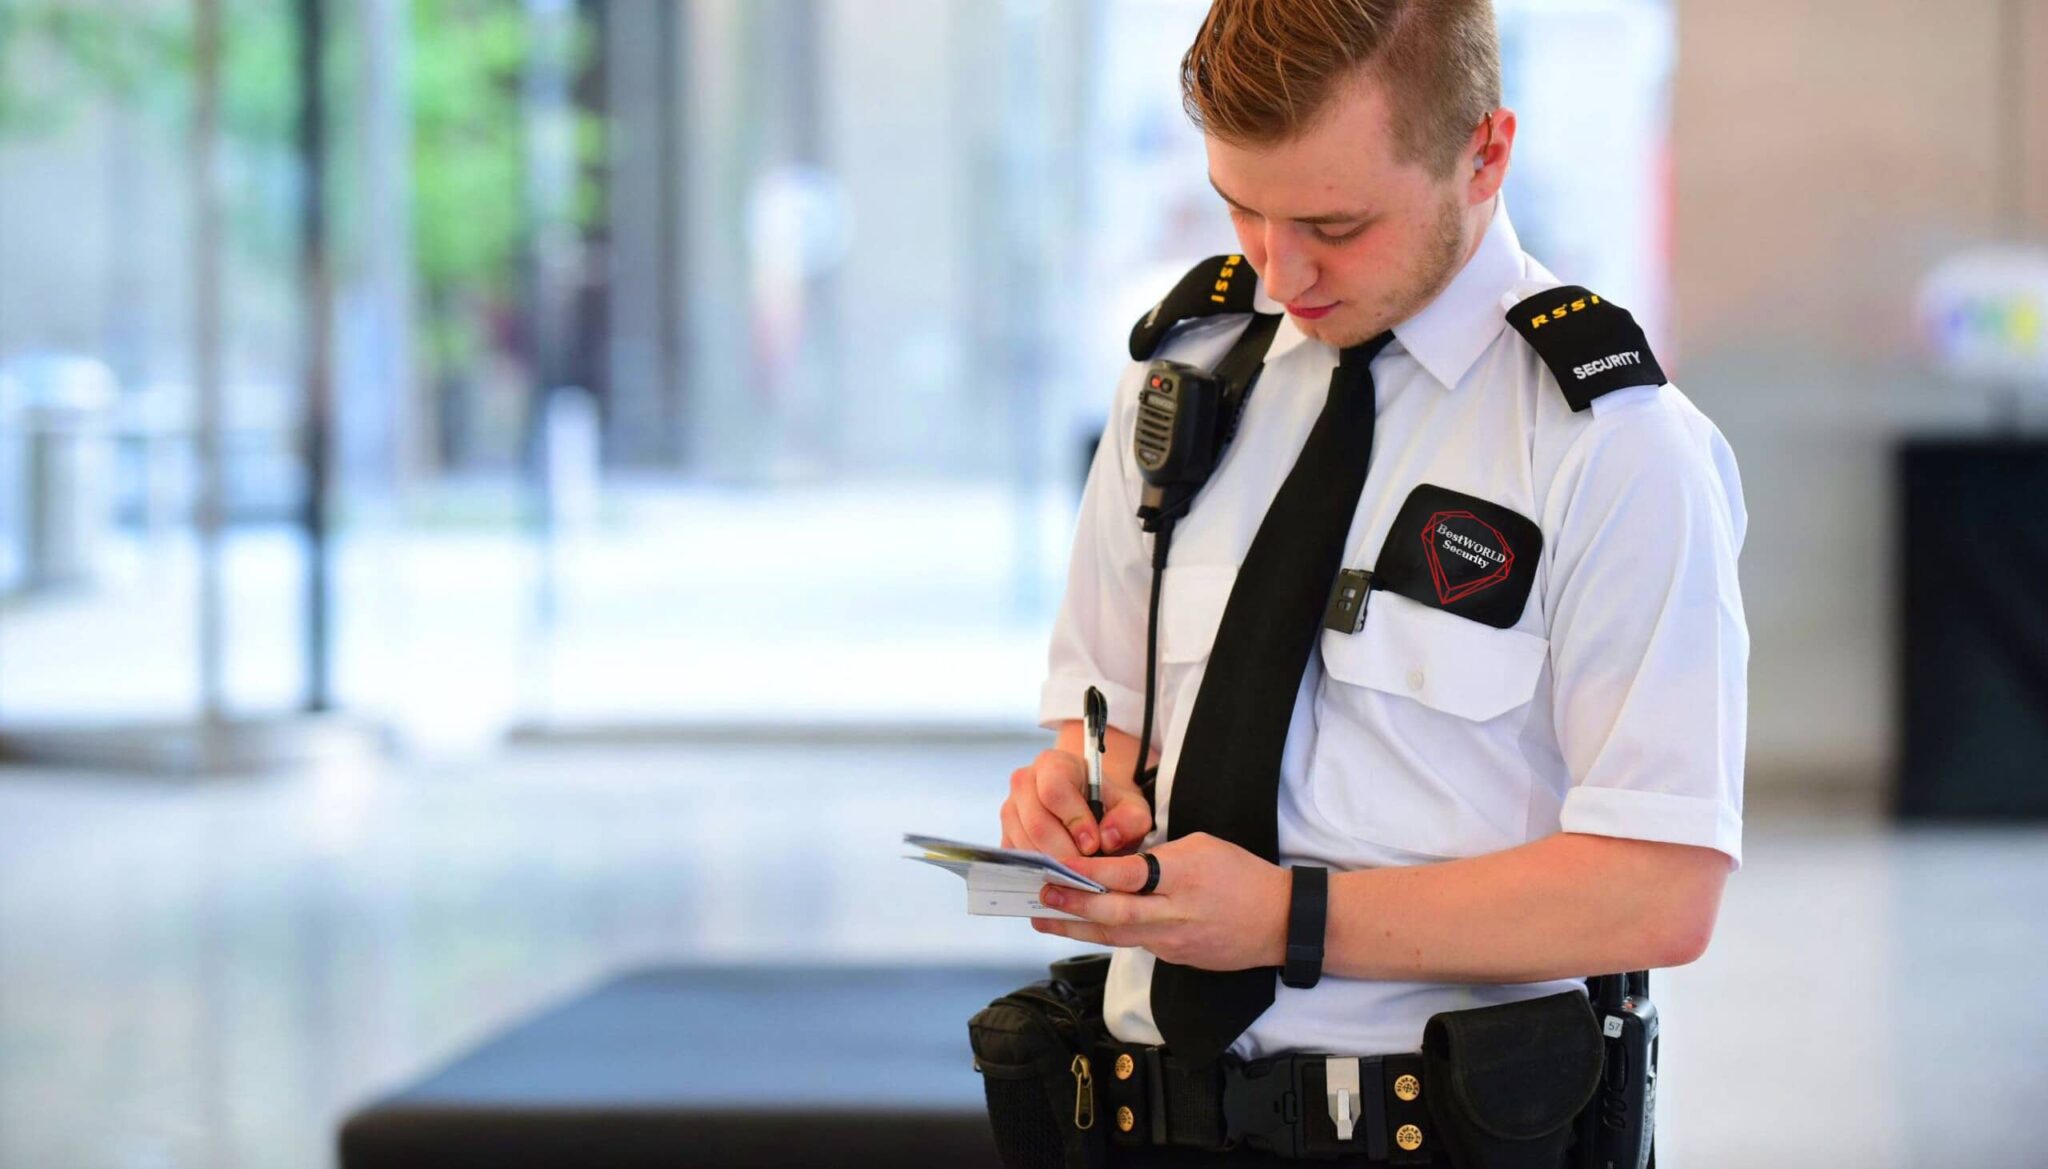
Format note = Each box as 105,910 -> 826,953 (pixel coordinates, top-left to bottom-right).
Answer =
1465,108 -> 1516,204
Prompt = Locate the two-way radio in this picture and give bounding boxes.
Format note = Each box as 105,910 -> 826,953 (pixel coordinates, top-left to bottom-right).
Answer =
1125,304 -> 1282,802
1578,970 -> 1658,1169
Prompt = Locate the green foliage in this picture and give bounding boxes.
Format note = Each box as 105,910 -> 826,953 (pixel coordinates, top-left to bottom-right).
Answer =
405,0 -> 604,388
409,0 -> 535,306
0,3 -> 185,134
0,0 -> 604,316
0,1 -> 295,147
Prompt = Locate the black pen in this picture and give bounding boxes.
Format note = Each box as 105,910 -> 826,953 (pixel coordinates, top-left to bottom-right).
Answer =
1083,686 -> 1108,825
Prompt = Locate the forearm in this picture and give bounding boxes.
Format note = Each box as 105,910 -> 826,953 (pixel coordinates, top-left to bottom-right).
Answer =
1315,832 -> 1732,984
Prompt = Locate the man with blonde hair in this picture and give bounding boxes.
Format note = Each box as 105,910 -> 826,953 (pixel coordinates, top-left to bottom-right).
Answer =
991,0 -> 1746,1164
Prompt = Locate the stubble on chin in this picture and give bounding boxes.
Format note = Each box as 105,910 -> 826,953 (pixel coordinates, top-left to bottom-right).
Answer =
1312,310 -> 1397,351
1313,197 -> 1470,351
1301,294 -> 1413,349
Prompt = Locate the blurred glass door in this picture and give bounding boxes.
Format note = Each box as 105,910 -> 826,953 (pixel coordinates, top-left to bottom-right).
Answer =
0,0 -> 1673,746
519,0 -> 1149,731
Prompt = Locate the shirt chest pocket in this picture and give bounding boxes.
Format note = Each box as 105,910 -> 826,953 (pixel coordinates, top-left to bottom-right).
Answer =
1156,565 -> 1237,665
1310,591 -> 1550,859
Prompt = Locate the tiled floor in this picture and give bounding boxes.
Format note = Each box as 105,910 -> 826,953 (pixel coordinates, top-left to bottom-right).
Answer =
0,742 -> 2041,1168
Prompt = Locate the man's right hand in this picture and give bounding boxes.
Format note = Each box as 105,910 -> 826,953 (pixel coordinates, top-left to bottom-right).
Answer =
1000,720 -> 1155,860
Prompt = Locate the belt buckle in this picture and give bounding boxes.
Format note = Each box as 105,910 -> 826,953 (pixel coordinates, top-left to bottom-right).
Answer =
1221,1053 -> 1307,1158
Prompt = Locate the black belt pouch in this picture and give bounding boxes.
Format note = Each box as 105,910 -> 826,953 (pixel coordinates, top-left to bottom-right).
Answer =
968,954 -> 1111,1169
1421,990 -> 1603,1169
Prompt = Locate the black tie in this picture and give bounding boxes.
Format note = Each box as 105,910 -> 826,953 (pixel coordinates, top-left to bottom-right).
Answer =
1149,331 -> 1395,1064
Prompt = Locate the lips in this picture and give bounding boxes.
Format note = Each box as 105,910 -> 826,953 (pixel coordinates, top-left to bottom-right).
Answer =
1287,303 -> 1337,321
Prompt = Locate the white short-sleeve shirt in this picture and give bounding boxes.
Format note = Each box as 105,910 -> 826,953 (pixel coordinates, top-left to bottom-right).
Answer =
1037,200 -> 1749,1060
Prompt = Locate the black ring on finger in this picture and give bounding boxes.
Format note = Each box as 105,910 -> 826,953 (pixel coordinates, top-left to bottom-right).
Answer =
1137,851 -> 1161,895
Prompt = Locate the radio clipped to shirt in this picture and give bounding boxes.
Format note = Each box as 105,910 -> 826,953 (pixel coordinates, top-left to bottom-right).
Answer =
1133,316 -> 1282,534
1124,276 -> 1289,800
1126,253 -> 1281,536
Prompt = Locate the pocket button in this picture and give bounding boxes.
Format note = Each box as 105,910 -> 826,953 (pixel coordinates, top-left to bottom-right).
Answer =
1406,668 -> 1426,692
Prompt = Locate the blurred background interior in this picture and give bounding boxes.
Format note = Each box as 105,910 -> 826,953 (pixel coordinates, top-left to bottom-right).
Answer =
0,0 -> 2043,1166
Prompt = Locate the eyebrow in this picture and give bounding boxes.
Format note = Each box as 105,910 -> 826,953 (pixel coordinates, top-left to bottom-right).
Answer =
1208,175 -> 1374,226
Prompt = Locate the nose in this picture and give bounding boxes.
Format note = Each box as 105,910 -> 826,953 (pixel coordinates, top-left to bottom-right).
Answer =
1255,226 -> 1317,306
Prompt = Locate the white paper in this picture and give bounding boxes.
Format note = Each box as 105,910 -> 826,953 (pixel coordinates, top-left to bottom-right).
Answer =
904,834 -> 1105,920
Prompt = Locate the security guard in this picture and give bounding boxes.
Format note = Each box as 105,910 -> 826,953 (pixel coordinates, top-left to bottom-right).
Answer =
997,0 -> 1745,1164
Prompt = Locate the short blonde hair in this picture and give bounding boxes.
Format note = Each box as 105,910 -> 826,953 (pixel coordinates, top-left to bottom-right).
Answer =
1181,0 -> 1502,177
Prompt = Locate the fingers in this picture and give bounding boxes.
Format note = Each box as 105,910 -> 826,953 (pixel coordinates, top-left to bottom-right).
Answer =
1066,851 -> 1158,895
1032,914 -> 1142,947
1002,742 -> 1145,861
1032,750 -> 1101,856
1040,882 -> 1169,930
1097,790 -> 1153,855
1009,757 -> 1083,861
1032,917 -> 1115,945
999,800 -> 1025,851
1090,725 -> 1153,854
1043,720 -> 1157,855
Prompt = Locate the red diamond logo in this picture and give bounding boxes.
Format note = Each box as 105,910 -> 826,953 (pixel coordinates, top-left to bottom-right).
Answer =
1421,510 -> 1515,604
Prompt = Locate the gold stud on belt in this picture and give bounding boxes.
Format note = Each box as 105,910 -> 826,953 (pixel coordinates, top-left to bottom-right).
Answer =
1394,1073 -> 1421,1102
1396,1124 -> 1424,1152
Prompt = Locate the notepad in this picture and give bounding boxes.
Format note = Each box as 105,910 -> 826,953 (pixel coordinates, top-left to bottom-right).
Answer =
904,833 -> 1106,921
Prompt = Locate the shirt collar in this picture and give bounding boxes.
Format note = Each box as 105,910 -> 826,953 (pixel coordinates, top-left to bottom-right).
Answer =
1253,198 -> 1526,391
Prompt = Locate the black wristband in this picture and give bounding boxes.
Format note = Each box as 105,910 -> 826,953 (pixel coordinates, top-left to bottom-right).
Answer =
1281,865 -> 1328,989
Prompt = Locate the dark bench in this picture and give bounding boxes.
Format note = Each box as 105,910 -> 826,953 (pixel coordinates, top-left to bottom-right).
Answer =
339,964 -> 1036,1168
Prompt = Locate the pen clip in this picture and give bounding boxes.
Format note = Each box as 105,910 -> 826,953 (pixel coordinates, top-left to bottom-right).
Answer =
1082,686 -> 1108,822
1083,686 -> 1108,752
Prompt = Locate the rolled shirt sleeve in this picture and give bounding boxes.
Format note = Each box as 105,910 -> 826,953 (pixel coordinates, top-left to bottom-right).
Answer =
1039,362 -> 1157,739
1543,385 -> 1750,867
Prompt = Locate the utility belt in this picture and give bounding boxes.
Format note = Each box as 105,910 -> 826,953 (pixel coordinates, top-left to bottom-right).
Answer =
1098,1041 -> 1441,1164
968,955 -> 1654,1169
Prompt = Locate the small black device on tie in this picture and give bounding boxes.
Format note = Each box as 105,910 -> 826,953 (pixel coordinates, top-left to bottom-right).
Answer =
1322,567 -> 1378,634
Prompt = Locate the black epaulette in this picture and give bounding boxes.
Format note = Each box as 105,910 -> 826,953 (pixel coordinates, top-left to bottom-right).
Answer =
1506,285 -> 1667,412
1128,253 -> 1259,360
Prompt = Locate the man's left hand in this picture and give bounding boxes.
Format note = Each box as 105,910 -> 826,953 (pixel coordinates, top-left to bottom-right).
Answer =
1033,832 -> 1291,972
